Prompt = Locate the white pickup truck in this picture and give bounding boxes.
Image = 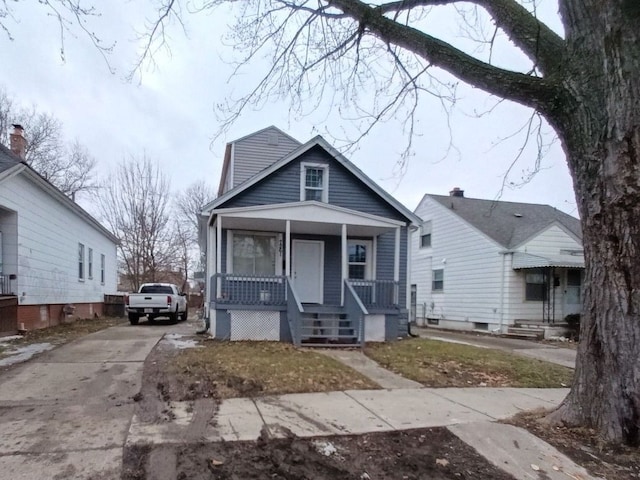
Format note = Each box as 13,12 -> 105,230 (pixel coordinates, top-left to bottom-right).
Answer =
125,283 -> 188,325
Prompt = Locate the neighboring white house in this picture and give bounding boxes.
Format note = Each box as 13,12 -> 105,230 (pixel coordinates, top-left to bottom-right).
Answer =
0,126 -> 118,332
411,188 -> 584,334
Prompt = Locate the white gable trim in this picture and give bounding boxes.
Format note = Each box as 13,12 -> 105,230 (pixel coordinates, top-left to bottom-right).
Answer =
203,135 -> 420,224
213,201 -> 406,228
0,163 -> 26,186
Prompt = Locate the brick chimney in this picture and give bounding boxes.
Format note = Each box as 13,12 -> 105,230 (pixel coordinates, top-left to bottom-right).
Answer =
9,124 -> 27,160
449,187 -> 464,197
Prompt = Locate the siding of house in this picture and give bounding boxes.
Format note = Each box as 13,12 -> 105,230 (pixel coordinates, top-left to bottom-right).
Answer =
231,127 -> 301,188
0,174 -> 117,328
412,196 -> 505,330
220,146 -> 407,222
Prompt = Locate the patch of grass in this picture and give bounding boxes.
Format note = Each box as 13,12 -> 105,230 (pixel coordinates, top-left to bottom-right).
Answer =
8,317 -> 125,347
365,338 -> 573,388
171,341 -> 379,398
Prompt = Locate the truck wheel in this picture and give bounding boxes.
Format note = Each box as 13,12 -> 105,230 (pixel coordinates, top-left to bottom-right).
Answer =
180,307 -> 188,322
169,311 -> 178,323
128,313 -> 139,325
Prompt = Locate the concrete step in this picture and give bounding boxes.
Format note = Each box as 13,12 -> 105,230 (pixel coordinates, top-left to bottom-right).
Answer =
505,327 -> 544,340
509,327 -> 544,334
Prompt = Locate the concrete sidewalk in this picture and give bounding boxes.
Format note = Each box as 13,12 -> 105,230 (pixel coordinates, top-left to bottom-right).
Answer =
415,327 -> 578,369
128,387 -> 600,479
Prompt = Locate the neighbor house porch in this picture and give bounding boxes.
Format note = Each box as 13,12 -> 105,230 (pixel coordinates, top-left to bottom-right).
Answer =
207,201 -> 409,346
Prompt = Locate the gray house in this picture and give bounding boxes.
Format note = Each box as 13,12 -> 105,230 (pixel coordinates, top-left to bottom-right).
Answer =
202,126 -> 419,345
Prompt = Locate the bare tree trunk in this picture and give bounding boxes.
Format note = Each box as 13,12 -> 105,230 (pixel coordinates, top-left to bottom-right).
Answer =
546,0 -> 640,445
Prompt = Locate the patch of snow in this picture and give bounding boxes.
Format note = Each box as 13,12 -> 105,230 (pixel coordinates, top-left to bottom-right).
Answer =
313,440 -> 337,457
0,343 -> 54,366
0,335 -> 25,343
425,336 -> 490,348
163,333 -> 202,350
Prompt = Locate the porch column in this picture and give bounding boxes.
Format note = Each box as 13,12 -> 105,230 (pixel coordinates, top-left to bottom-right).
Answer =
394,226 -> 401,305
285,220 -> 291,277
341,223 -> 347,305
216,216 -> 222,299
206,215 -> 216,306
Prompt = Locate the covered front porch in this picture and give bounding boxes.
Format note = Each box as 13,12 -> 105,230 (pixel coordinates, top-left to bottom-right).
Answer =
512,252 -> 585,325
207,201 -> 408,345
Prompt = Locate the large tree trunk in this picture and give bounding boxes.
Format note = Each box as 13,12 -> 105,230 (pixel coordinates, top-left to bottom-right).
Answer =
546,0 -> 640,445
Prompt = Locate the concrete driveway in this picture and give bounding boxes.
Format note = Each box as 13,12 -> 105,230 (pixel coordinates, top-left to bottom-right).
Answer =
0,320 -> 189,480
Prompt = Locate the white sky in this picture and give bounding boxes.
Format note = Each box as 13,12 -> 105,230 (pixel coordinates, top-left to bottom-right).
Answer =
0,1 -> 577,218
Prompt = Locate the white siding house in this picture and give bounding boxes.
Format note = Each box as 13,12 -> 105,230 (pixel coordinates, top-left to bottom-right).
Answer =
0,136 -> 118,332
412,189 -> 584,334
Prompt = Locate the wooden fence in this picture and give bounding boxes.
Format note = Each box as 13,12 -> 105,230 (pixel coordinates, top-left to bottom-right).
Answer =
0,296 -> 18,336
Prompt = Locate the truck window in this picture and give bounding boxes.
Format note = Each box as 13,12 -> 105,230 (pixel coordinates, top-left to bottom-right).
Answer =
140,285 -> 174,294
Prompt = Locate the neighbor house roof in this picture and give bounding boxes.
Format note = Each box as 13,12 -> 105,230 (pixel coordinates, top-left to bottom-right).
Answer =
205,134 -> 421,225
425,194 -> 582,249
0,144 -> 22,174
0,143 -> 119,243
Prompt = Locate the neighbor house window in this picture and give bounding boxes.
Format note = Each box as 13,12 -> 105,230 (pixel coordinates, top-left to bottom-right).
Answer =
432,269 -> 444,291
525,270 -> 547,301
300,162 -> 328,202
230,232 -> 279,276
100,254 -> 105,284
420,221 -> 432,248
78,243 -> 85,280
348,240 -> 373,280
88,248 -> 93,279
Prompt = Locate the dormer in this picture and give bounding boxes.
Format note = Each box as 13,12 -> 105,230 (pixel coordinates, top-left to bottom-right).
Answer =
218,126 -> 301,196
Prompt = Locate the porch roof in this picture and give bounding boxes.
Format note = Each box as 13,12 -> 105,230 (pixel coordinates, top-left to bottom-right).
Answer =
211,201 -> 405,236
512,252 -> 585,270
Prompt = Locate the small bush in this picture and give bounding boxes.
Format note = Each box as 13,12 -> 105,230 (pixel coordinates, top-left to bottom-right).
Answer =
565,314 -> 580,341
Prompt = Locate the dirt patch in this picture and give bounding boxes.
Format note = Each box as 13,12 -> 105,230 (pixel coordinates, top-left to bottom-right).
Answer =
123,427 -> 515,480
508,410 -> 640,480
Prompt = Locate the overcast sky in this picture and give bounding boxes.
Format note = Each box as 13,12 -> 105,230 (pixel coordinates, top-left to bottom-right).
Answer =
0,1 -> 577,218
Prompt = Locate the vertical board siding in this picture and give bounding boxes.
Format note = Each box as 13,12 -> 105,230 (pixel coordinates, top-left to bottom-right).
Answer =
0,174 -> 117,306
412,196 -> 504,327
232,128 -> 301,187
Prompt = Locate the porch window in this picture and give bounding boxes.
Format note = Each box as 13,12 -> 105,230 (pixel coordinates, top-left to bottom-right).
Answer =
525,271 -> 547,301
78,243 -> 85,280
348,240 -> 372,279
231,232 -> 278,275
432,269 -> 444,291
300,162 -> 328,202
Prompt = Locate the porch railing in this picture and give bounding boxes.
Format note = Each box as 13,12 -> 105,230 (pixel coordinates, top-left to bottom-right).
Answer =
344,280 -> 368,346
212,273 -> 287,306
286,277 -> 304,346
0,274 -> 14,296
347,279 -> 399,309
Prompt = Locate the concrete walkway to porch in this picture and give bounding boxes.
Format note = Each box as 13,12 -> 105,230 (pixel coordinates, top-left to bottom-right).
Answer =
315,348 -> 423,389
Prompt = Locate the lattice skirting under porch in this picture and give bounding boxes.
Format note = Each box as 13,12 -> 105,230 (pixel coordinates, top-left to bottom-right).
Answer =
230,310 -> 280,341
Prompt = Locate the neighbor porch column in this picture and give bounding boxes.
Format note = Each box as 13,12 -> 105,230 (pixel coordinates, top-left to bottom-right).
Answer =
341,223 -> 347,305
285,220 -> 291,277
394,226 -> 401,305
216,216 -> 222,299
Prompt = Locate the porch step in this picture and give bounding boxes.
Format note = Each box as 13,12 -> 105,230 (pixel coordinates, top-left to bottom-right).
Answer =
505,326 -> 544,340
298,311 -> 360,347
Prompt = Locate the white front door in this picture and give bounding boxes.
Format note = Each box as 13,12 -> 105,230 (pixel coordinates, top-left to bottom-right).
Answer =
292,240 -> 324,303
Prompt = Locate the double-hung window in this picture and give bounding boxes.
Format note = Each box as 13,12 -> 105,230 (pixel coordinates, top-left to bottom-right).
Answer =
432,269 -> 444,291
230,232 -> 280,276
420,221 -> 432,248
525,270 -> 547,301
88,248 -> 93,279
348,239 -> 373,280
100,254 -> 106,284
300,163 -> 328,202
78,243 -> 85,280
